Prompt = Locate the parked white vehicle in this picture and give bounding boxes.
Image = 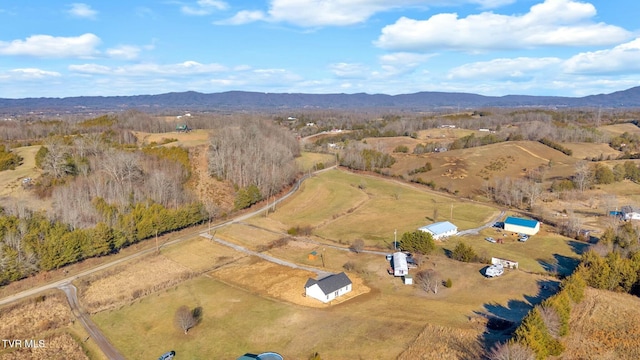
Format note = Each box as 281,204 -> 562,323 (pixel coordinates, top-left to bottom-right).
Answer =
485,263 -> 504,277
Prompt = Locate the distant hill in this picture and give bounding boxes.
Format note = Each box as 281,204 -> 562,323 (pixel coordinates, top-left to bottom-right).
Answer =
2,86 -> 640,115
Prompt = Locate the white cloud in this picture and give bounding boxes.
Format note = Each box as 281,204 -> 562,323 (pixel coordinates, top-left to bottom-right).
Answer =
181,0 -> 228,16
0,33 -> 101,58
221,0 -> 518,27
563,38 -> 640,75
448,57 -> 562,80
69,61 -> 228,76
215,10 -> 265,25
6,68 -> 61,80
328,62 -> 368,78
106,45 -> 142,60
374,52 -> 433,77
376,0 -> 631,51
67,3 -> 97,19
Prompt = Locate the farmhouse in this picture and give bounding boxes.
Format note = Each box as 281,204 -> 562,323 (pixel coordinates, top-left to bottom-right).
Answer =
503,216 -> 539,236
304,272 -> 352,303
418,221 -> 458,240
392,252 -> 409,277
621,205 -> 640,220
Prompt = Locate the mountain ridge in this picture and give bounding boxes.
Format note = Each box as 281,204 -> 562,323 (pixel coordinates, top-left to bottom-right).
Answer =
2,86 -> 640,114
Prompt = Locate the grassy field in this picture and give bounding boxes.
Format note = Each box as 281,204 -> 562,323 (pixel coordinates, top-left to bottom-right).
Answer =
92,250 -> 549,359
390,140 -> 578,198
248,169 -> 499,246
563,142 -> 620,160
598,123 -> 640,136
296,151 -> 336,172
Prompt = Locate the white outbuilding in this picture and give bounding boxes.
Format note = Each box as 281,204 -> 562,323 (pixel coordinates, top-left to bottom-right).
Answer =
418,221 -> 458,240
504,216 -> 539,236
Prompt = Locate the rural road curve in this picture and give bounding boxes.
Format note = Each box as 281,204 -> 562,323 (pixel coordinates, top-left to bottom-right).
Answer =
457,210 -> 506,236
58,282 -> 126,360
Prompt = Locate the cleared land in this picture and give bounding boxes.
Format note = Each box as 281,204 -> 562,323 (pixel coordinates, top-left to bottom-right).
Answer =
90,169 -> 563,359
0,145 -> 50,212
390,140 -> 578,198
563,142 -> 620,160
133,129 -> 210,147
248,168 -> 499,246
598,123 -> 640,136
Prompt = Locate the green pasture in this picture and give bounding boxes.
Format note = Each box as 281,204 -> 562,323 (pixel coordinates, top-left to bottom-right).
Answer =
296,151 -> 336,172
251,169 -> 499,246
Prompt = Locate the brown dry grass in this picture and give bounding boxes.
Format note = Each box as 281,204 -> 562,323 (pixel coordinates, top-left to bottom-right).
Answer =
80,253 -> 194,313
0,145 -> 51,212
563,142 -> 621,160
0,333 -> 89,360
0,291 -> 72,339
133,129 -> 210,147
598,123 -> 640,136
208,256 -> 370,308
562,287 -> 640,360
398,323 -> 484,360
162,236 -> 244,272
390,140 -> 578,197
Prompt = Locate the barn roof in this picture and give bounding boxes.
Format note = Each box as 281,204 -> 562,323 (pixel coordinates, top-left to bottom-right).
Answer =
305,272 -> 352,294
504,216 -> 539,228
418,221 -> 457,235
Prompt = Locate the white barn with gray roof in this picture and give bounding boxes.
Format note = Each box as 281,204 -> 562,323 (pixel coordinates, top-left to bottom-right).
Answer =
418,221 -> 458,240
304,272 -> 352,303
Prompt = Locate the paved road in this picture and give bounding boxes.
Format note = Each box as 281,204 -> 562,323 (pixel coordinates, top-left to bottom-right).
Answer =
58,282 -> 126,360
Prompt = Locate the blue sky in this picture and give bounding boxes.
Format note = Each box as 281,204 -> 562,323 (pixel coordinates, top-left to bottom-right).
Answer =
0,0 -> 639,98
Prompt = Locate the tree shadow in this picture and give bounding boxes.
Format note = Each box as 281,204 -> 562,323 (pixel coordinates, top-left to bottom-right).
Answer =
475,279 -> 560,351
192,306 -> 203,324
567,240 -> 591,254
537,254 -> 580,277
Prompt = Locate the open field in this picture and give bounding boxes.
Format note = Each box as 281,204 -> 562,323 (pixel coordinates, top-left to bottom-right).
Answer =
563,142 -> 620,160
563,287 -> 640,359
598,123 -> 640,136
92,246 -> 550,359
133,129 -> 210,147
296,151 -> 336,172
247,169 -> 499,246
390,140 -> 578,198
0,145 -> 51,212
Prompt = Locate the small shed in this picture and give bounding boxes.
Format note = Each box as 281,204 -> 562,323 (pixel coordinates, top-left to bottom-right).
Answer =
504,216 -> 539,236
305,272 -> 352,303
392,252 -> 408,277
418,221 -> 458,240
491,257 -> 519,269
403,275 -> 413,285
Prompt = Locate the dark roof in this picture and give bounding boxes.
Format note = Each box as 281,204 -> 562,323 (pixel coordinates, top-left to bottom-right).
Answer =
305,272 -> 352,294
504,216 -> 539,228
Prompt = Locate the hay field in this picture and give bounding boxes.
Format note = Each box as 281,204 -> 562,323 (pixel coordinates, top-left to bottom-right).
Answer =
80,253 -> 193,313
563,142 -> 620,160
133,129 -> 210,147
562,287 -> 640,359
362,136 -> 424,153
248,169 -> 498,246
391,140 -> 578,197
598,123 -> 640,136
162,236 -> 245,272
216,223 -> 288,251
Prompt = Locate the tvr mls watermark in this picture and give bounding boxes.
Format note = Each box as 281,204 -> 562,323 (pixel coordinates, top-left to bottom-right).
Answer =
2,339 -> 46,348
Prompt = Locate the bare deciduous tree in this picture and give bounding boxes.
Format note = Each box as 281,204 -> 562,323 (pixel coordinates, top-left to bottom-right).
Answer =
350,239 -> 365,253
486,341 -> 535,360
416,269 -> 440,293
174,305 -> 197,334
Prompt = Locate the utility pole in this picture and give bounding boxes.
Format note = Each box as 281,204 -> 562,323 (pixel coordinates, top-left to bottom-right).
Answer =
450,203 -> 453,220
321,248 -> 326,268
394,229 -> 397,250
